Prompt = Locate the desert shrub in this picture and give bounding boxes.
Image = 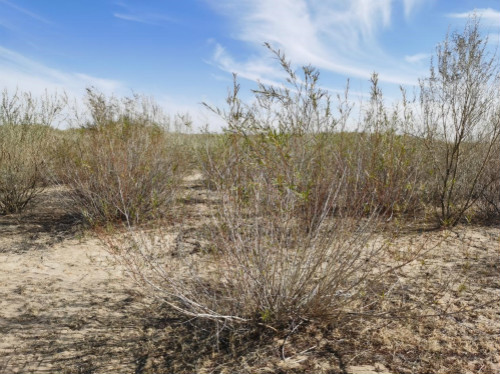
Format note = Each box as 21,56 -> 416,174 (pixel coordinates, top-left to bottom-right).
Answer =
109,48 -> 430,337
475,144 -> 500,219
0,124 -> 49,214
115,192 -> 416,328
345,75 -> 424,217
202,49 -> 362,232
0,89 -> 64,214
56,90 -> 187,225
419,17 -> 500,226
202,70 -> 424,228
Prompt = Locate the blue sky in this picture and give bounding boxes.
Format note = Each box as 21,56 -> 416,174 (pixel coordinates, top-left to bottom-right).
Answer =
0,0 -> 499,129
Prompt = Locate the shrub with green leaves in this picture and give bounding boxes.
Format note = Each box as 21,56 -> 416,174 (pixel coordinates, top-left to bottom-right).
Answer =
351,74 -> 424,217
203,50 -> 352,232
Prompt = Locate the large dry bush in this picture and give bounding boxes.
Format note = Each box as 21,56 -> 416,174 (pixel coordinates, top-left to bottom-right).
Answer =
109,49 -> 432,338
0,89 -> 64,214
56,90 -> 187,225
419,17 -> 500,226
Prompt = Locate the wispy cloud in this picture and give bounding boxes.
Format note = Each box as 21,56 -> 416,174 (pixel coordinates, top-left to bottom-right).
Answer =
0,17 -> 14,31
403,0 -> 431,19
0,0 -> 51,24
207,0 -> 427,88
113,2 -> 176,26
447,8 -> 500,26
405,53 -> 431,64
113,12 -> 175,25
211,43 -> 286,85
0,45 -> 123,96
113,13 -> 144,23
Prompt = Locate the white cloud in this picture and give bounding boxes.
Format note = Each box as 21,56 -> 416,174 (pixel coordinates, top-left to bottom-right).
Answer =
207,0 -> 425,88
403,0 -> 430,19
113,13 -> 144,22
0,46 -> 128,128
113,12 -> 175,25
405,53 -> 431,64
0,45 -> 214,130
211,43 -> 286,85
447,8 -> 500,26
113,2 -> 175,26
216,0 -> 392,54
0,45 -> 124,97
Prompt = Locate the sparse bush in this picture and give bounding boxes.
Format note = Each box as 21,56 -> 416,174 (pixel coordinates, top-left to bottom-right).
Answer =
419,17 -> 500,226
0,89 -> 64,215
111,48 -> 429,337
203,49 -> 360,232
344,74 -> 424,218
56,90 -> 187,225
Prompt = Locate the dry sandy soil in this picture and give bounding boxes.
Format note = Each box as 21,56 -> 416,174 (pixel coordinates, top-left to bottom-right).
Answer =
0,178 -> 499,373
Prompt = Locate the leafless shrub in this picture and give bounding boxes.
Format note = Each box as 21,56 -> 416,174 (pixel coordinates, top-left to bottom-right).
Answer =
108,48 -> 435,338
55,89 -> 187,225
0,89 -> 64,215
419,17 -> 500,226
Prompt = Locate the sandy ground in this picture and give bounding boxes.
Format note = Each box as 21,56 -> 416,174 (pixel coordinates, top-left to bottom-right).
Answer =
0,189 -> 144,373
0,181 -> 499,373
